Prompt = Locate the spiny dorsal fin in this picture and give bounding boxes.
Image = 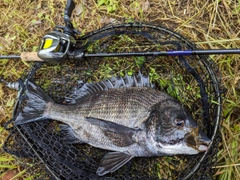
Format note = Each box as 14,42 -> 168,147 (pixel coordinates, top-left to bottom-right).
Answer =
66,72 -> 155,103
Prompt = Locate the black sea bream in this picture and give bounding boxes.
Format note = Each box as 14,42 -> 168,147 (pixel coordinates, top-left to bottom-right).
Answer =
14,73 -> 210,176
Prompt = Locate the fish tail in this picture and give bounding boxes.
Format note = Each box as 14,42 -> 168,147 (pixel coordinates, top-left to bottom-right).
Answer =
14,81 -> 53,125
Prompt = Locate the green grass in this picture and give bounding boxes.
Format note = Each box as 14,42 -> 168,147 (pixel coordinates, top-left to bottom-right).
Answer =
0,0 -> 240,179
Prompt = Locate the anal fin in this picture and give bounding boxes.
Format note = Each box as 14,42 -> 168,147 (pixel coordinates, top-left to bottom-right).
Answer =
96,152 -> 133,176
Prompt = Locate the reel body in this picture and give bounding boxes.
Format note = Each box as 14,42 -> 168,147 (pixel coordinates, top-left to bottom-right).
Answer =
38,30 -> 76,63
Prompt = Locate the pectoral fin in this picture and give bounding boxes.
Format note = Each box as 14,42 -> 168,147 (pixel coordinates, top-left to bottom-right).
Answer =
97,152 -> 133,176
85,117 -> 138,146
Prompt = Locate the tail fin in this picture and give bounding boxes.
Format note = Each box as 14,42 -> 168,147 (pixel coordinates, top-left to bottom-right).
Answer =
14,81 -> 53,125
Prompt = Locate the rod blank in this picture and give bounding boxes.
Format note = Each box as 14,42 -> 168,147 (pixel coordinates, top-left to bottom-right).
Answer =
0,49 -> 239,61
0,52 -> 43,61
190,49 -> 240,55
83,49 -> 240,57
0,55 -> 21,59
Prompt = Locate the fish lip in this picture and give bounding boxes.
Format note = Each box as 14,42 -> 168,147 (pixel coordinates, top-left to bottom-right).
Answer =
197,136 -> 211,152
198,137 -> 211,146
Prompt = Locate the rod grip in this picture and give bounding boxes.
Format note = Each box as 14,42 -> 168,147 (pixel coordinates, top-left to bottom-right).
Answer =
20,52 -> 43,61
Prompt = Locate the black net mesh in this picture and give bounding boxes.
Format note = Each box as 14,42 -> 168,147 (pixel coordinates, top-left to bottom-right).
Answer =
3,22 -> 223,180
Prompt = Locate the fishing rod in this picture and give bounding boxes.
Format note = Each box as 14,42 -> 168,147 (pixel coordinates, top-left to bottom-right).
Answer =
0,0 -> 239,63
1,49 -> 240,62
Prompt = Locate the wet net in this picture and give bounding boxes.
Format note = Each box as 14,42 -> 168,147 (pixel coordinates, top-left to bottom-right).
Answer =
3,22 -> 224,180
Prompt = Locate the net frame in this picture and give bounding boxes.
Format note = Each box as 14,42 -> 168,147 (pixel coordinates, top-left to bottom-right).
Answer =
4,22 -> 224,180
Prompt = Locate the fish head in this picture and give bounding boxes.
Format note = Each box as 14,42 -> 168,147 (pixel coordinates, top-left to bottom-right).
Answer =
148,100 -> 211,155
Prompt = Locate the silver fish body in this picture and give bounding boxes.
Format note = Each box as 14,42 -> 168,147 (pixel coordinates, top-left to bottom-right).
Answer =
14,74 -> 210,176
47,87 -> 172,128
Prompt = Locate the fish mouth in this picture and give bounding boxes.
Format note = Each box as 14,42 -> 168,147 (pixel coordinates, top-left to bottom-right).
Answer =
197,134 -> 211,151
159,128 -> 211,152
197,137 -> 210,151
165,136 -> 210,152
184,128 -> 211,152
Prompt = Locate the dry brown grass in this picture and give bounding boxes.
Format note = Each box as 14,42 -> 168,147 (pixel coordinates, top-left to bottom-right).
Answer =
0,0 -> 239,179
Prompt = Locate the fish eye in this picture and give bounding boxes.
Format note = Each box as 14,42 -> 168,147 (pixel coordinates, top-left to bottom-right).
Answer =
174,118 -> 185,127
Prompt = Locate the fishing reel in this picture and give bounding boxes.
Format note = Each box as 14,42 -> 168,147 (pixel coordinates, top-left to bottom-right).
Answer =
38,30 -> 76,63
37,0 -> 80,63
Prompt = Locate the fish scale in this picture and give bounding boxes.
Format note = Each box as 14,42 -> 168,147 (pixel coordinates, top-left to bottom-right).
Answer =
14,74 -> 211,176
77,87 -> 170,128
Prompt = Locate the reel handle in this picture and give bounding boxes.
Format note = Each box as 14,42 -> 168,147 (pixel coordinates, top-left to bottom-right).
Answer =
64,0 -> 75,25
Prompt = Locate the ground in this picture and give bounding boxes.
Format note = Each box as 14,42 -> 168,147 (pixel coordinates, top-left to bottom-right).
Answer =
0,0 -> 239,179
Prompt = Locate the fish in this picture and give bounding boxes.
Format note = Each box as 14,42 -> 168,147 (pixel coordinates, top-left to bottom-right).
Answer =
13,73 -> 211,176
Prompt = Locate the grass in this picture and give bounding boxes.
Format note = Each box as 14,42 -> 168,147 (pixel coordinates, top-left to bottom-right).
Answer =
0,0 -> 239,179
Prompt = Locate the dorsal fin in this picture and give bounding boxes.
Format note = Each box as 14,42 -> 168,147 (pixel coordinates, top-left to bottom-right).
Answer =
66,72 -> 155,103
